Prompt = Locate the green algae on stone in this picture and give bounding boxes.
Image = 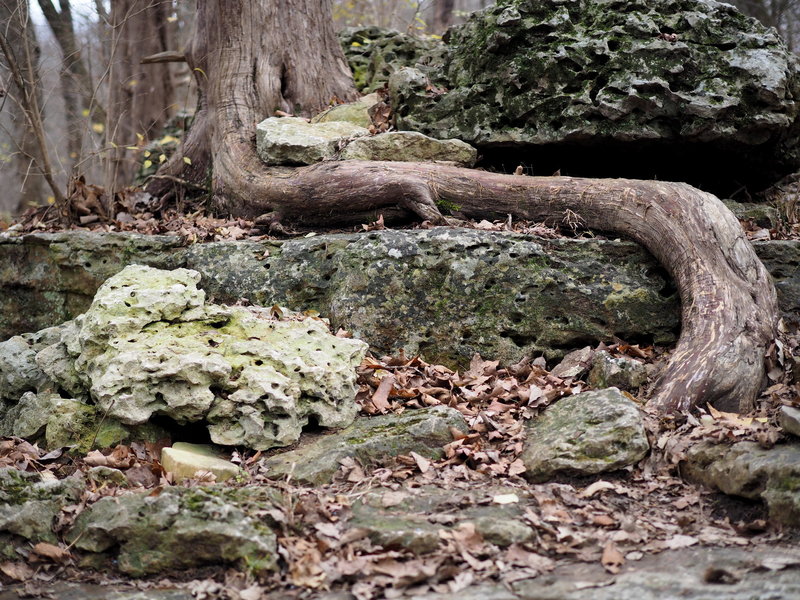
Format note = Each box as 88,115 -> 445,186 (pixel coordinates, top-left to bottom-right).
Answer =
521,388 -> 649,482
390,0 -> 800,182
67,486 -> 280,576
0,468 -> 84,543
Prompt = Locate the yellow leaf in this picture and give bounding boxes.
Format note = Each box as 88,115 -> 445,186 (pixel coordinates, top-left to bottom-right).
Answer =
136,132 -> 144,142
167,15 -> 177,22
81,109 -> 90,117
91,122 -> 104,134
47,196 -> 55,205
126,79 -> 138,88
350,41 -> 362,47
126,146 -> 138,150
159,154 -> 166,163
159,135 -> 179,145
143,150 -> 151,158
143,160 -> 153,169
69,152 -> 78,159
183,156 -> 192,165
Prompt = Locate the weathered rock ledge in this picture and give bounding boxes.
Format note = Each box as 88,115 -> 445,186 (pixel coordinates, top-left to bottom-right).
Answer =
1,229 -> 796,368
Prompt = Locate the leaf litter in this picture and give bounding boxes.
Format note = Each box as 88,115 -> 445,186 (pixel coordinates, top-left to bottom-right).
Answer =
1,333 -> 798,599
2,212 -> 800,597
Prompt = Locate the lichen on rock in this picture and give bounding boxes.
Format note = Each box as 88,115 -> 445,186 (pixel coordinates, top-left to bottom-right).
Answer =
521,388 -> 649,482
1,265 -> 368,451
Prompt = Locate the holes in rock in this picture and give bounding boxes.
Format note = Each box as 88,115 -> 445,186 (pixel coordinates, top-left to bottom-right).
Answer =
263,262 -> 271,270
607,39 -> 621,51
501,330 -> 534,348
302,414 -> 324,434
254,359 -> 264,366
150,415 -> 213,445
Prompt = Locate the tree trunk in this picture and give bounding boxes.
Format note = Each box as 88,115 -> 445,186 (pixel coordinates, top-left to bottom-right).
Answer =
0,0 -> 45,213
104,0 -> 175,191
433,0 -> 456,32
153,0 -> 778,414
37,0 -> 103,169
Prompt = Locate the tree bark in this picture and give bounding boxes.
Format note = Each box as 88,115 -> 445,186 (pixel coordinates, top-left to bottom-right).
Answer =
0,0 -> 45,213
153,0 -> 779,414
37,0 -> 103,168
433,0 -> 456,33
104,0 -> 175,190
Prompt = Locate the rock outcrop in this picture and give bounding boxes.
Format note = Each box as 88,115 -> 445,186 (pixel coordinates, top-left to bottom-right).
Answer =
390,0 -> 800,195
3,230 -> 799,369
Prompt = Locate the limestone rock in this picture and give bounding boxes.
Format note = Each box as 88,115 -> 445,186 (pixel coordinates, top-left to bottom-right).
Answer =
67,486 -> 279,576
350,485 -> 540,554
311,93 -> 379,128
161,443 -> 244,483
521,388 -> 649,482
588,351 -> 648,391
5,232 -> 800,371
339,26 -> 443,92
256,117 -> 368,165
340,131 -> 477,166
550,346 -> 594,379
4,265 -> 367,451
780,405 -> 800,438
0,326 -> 62,400
390,0 -> 800,191
262,405 -> 468,485
0,468 -> 84,543
682,441 -> 800,526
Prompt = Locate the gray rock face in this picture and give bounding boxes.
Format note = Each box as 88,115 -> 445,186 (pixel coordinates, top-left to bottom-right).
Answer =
339,26 -> 444,93
390,0 -> 800,192
340,131 -> 477,166
2,231 -> 799,370
780,405 -> 800,438
262,405 -> 468,485
522,388 -> 649,482
67,486 -> 279,576
1,265 -> 368,451
256,117 -> 369,165
681,441 -> 800,526
350,485 -> 541,554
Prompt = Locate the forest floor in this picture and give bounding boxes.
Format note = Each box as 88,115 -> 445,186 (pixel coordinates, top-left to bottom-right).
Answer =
1,197 -> 800,599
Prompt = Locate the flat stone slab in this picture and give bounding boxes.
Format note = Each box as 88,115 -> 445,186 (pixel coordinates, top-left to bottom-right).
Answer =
161,443 -> 244,483
256,117 -> 368,165
262,405 -> 468,485
1,231 -> 797,370
681,441 -> 800,527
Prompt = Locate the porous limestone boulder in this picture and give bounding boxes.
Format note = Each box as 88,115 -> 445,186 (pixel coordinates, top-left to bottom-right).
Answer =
2,265 -> 368,451
67,486 -> 279,576
390,0 -> 800,191
256,116 -> 368,165
339,26 -> 444,92
522,388 -> 649,482
340,131 -> 478,166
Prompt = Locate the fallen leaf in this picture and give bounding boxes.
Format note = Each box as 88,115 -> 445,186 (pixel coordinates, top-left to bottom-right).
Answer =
601,541 -> 624,574
0,561 -> 34,581
31,542 -> 71,563
580,480 -> 616,498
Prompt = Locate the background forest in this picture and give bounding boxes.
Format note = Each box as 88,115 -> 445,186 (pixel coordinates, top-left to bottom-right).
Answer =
0,0 -> 494,218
